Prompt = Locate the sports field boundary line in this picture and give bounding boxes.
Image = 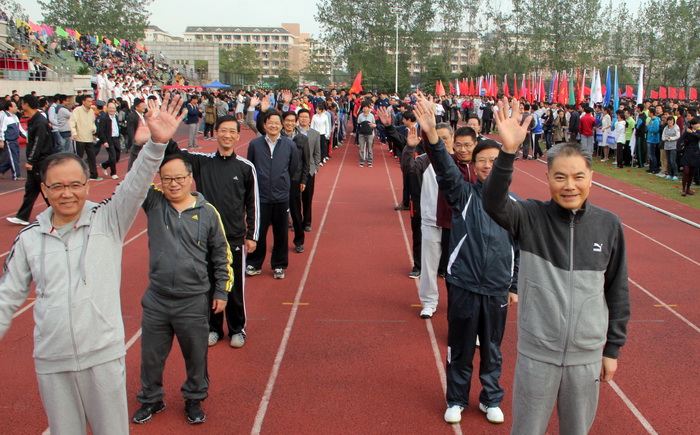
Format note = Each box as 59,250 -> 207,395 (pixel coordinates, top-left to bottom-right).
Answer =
380,142 -> 461,435
535,158 -> 700,229
250,141 -> 349,435
629,278 -> 700,334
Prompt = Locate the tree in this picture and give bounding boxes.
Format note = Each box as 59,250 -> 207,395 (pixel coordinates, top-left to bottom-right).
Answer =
273,68 -> 299,91
37,0 -> 152,41
0,0 -> 27,20
303,38 -> 332,85
219,46 -> 262,78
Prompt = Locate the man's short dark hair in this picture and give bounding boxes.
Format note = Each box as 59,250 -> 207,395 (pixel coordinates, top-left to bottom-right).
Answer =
263,109 -> 282,124
454,126 -> 477,141
297,108 -> 310,118
23,94 -> 39,109
215,115 -> 239,131
472,139 -> 501,163
282,111 -> 298,121
160,153 -> 193,173
41,152 -> 89,182
402,111 -> 416,122
133,98 -> 144,107
467,116 -> 481,125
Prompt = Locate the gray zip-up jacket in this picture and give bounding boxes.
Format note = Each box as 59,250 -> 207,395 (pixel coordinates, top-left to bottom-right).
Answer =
0,140 -> 167,374
142,188 -> 232,300
483,150 -> 630,365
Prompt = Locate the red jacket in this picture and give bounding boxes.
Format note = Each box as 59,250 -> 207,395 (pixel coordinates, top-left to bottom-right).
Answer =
579,113 -> 596,137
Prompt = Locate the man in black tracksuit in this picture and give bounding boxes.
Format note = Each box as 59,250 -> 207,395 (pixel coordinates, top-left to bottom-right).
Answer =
484,99 -> 630,434
165,115 -> 259,349
281,111 -> 311,253
134,154 -> 232,425
246,110 -> 299,279
414,101 -> 520,425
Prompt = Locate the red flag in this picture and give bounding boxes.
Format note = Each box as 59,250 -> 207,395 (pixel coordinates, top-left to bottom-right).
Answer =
436,80 -> 446,96
679,88 -> 686,100
690,88 -> 698,100
625,85 -> 633,98
558,72 -> 568,105
449,81 -> 455,95
669,87 -> 677,99
659,86 -> 667,99
349,71 -> 363,94
513,75 -> 519,100
503,75 -> 510,98
469,79 -> 475,96
460,79 -> 467,96
493,75 -> 498,97
527,75 -> 533,104
651,90 -> 659,99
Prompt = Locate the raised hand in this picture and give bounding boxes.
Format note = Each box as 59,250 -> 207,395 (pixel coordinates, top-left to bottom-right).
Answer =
413,99 -> 438,145
376,106 -> 392,126
261,96 -> 271,113
142,93 -> 186,144
249,95 -> 260,109
282,90 -> 292,104
494,97 -> 529,154
407,125 -> 420,147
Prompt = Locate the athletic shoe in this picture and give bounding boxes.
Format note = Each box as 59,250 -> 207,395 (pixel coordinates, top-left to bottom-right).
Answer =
304,226 -> 312,232
359,162 -> 364,167
13,177 -> 25,181
394,204 -> 409,211
7,217 -> 30,226
90,177 -> 104,181
294,245 -> 304,253
208,331 -> 219,347
111,174 -> 119,180
368,163 -> 373,168
420,306 -> 436,319
132,401 -> 165,424
476,335 -> 480,348
656,173 -> 666,178
245,265 -> 261,276
444,405 -> 464,423
479,403 -> 504,424
672,176 -> 679,181
102,167 -> 109,177
408,269 -> 421,279
665,175 -> 672,180
274,268 -> 285,279
184,399 -> 206,424
230,333 -> 245,348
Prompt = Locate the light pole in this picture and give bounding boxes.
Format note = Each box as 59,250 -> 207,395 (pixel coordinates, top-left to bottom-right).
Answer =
391,7 -> 400,95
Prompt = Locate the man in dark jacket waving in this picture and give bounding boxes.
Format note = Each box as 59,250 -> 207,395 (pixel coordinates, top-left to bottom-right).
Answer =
484,97 -> 630,435
414,97 -> 519,426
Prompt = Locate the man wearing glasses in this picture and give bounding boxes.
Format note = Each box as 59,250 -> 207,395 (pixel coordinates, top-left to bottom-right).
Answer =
0,94 -> 185,433
132,154 -> 232,425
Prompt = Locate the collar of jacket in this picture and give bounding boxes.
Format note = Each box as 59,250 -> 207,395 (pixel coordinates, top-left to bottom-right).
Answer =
549,198 -> 589,222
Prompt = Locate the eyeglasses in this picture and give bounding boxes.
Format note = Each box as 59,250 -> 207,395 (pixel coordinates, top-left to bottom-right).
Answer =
43,181 -> 88,194
160,173 -> 191,185
454,142 -> 475,150
475,157 -> 498,164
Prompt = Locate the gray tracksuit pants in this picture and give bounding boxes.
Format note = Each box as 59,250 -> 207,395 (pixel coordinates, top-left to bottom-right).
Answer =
511,353 -> 602,435
137,290 -> 210,404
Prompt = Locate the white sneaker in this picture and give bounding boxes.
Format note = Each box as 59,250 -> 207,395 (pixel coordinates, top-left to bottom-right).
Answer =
476,335 -> 480,348
111,174 -> 119,180
444,405 -> 464,423
479,403 -> 504,424
7,217 -> 30,226
230,333 -> 245,348
208,332 -> 219,347
102,167 -> 109,177
420,306 -> 436,319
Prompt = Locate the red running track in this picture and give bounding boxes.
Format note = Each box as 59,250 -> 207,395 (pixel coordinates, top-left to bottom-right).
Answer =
0,126 -> 698,434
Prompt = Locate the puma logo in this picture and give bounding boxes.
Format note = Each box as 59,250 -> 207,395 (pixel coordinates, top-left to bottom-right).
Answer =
593,243 -> 603,252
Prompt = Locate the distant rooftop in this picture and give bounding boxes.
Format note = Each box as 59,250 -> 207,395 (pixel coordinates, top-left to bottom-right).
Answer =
184,26 -> 291,34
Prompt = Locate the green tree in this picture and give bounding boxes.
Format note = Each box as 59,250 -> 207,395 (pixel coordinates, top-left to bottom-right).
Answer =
219,46 -> 262,78
37,0 -> 152,41
273,68 -> 299,91
0,0 -> 27,20
303,38 -> 332,85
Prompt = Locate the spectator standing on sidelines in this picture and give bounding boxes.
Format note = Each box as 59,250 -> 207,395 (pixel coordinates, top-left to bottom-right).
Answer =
0,93 -> 185,433
484,97 -> 630,435
185,96 -> 202,149
0,100 -> 27,181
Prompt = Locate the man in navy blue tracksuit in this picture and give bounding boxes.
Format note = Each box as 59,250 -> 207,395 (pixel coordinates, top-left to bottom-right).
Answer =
414,99 -> 520,426
246,110 -> 299,279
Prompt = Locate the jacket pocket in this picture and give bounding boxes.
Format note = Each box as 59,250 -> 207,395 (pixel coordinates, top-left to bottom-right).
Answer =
520,280 -> 564,343
74,298 -> 119,355
572,292 -> 608,350
34,302 -> 74,360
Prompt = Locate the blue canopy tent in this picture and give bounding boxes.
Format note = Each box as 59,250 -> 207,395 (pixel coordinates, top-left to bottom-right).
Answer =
202,80 -> 231,88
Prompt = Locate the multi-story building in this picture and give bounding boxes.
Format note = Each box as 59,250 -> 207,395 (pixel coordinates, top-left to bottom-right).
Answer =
141,26 -> 219,82
408,32 -> 481,76
183,23 -> 312,78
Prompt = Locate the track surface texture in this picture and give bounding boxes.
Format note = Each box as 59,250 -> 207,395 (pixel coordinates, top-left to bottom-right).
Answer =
0,124 -> 697,434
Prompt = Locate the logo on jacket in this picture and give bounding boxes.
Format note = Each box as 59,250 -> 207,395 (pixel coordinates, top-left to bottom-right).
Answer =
593,242 -> 603,252
192,215 -> 199,220
233,176 -> 239,181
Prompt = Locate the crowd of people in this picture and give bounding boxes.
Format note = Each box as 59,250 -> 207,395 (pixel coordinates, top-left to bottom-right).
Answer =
4,59 -> 700,434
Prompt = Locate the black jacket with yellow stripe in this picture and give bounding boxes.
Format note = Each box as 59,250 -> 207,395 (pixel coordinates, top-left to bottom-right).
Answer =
142,187 -> 233,300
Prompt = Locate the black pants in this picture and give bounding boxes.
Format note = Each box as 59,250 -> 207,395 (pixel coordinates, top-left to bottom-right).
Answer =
532,133 -> 544,159
76,141 -> 98,178
483,119 -> 493,135
128,144 -> 143,171
635,135 -> 647,167
446,286 -> 508,408
290,181 -> 305,246
246,201 -> 289,270
16,166 -> 48,222
320,136 -> 329,161
209,244 -> 246,337
100,137 -> 121,176
137,290 -> 209,403
301,173 -> 315,228
410,202 -> 421,271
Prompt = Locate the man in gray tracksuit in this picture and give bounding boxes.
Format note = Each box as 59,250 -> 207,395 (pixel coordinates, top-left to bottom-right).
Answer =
0,94 -> 185,434
484,98 -> 630,435
133,154 -> 232,425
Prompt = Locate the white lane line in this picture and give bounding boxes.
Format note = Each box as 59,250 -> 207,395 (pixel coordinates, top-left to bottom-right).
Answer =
629,278 -> 700,334
250,141 -> 349,435
514,167 -> 699,267
0,186 -> 24,196
609,380 -> 659,435
12,300 -> 35,318
0,250 -> 8,259
380,144 -> 460,435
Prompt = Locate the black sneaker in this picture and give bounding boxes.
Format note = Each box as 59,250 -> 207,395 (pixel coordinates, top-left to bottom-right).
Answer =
294,245 -> 304,253
185,399 -> 206,424
132,401 -> 165,424
408,269 -> 421,279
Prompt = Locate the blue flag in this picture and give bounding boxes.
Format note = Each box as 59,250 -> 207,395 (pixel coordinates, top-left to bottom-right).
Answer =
603,66 -> 611,108
613,66 -> 619,112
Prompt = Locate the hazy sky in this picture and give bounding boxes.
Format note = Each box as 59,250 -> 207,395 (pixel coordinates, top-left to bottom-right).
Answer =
21,0 -> 645,39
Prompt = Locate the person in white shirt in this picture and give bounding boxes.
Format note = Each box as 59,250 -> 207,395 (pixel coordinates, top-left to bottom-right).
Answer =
311,102 -> 331,163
